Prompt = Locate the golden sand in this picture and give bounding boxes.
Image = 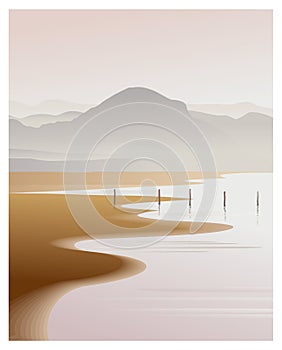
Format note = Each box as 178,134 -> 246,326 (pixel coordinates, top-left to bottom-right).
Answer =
9,193 -> 147,340
9,171 -> 223,192
9,172 -> 232,340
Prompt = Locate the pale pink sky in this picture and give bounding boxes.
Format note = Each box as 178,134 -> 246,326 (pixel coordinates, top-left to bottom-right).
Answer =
9,10 -> 272,107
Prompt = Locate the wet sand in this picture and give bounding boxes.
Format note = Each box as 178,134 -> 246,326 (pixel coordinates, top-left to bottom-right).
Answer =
9,172 -> 232,340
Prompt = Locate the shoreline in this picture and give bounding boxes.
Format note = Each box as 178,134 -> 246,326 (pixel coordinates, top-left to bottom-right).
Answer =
10,171 -> 226,192
10,251 -> 145,340
9,193 -> 147,340
9,171 -> 233,340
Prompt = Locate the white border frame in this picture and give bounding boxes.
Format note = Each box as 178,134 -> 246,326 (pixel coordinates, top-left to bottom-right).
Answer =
1,1 -> 280,350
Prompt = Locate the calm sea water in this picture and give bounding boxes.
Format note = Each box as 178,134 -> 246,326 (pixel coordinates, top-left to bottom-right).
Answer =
48,173 -> 272,340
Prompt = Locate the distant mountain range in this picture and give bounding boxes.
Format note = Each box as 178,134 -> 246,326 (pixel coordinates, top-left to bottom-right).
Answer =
10,97 -> 272,120
9,100 -> 91,118
188,102 -> 272,118
10,111 -> 82,128
9,87 -> 272,172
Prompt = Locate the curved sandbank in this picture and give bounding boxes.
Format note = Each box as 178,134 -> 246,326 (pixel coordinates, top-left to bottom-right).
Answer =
9,194 -> 146,340
9,190 -> 232,340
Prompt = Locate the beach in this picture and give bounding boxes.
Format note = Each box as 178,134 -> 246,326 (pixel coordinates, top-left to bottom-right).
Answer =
49,172 -> 273,340
9,171 -> 225,192
9,171 -> 232,340
9,192 -> 146,340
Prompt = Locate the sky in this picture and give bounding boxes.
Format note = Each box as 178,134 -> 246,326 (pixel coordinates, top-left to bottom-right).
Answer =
9,10 -> 273,107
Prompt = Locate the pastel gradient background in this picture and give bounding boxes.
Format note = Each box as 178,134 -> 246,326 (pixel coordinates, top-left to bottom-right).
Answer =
9,10 -> 272,107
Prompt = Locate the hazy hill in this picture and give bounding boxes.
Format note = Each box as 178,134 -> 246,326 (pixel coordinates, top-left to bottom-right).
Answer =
9,87 -> 272,172
188,102 -> 272,118
10,100 -> 91,118
10,111 -> 82,128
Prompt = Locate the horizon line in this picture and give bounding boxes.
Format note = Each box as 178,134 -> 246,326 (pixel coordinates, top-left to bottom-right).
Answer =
9,98 -> 273,110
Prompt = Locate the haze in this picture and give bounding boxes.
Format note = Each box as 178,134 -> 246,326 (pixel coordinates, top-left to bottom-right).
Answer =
9,10 -> 272,107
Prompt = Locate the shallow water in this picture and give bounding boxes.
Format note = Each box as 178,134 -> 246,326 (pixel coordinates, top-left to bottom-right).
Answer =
48,173 -> 272,340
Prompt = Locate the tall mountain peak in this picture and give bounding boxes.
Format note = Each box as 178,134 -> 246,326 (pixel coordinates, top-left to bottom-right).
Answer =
96,86 -> 188,114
